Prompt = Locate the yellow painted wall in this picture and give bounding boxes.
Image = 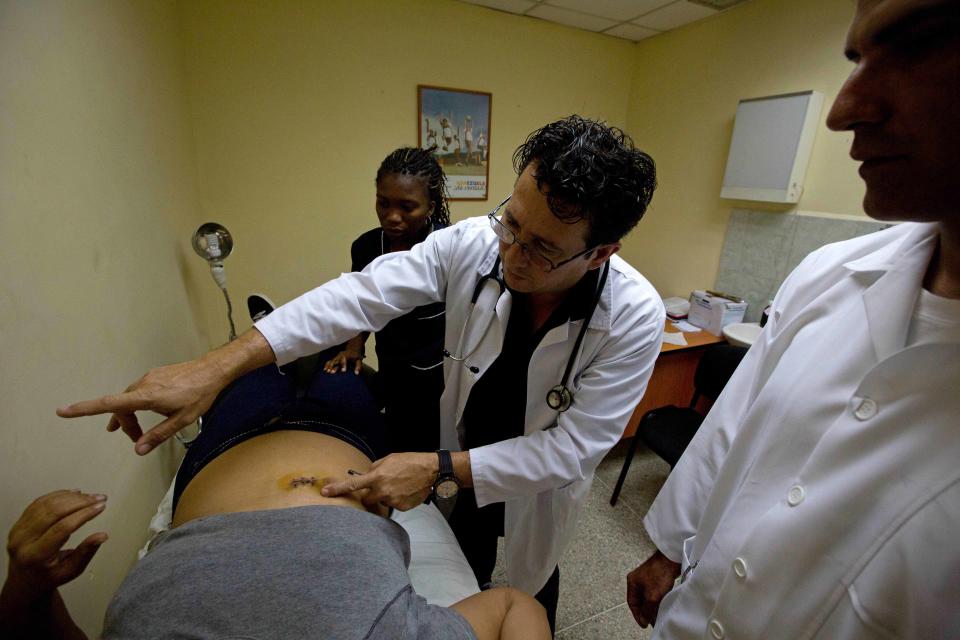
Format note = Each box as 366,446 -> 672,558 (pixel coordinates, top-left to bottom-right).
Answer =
622,0 -> 864,299
0,0 -> 636,630
0,0 -> 204,634
177,0 -> 637,343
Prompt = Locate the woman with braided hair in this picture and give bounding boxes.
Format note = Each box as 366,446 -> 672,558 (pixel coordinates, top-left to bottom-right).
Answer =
323,147 -> 451,454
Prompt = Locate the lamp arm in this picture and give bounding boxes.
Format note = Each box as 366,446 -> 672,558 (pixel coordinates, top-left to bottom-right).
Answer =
221,287 -> 237,342
208,262 -> 237,341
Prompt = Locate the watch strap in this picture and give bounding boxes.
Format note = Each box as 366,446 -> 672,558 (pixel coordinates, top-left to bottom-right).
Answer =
437,449 -> 454,480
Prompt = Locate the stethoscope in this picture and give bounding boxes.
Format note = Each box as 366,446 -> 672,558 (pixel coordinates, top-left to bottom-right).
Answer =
443,256 -> 610,413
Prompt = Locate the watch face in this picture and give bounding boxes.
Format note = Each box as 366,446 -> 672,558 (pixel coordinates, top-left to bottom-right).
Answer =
436,478 -> 459,499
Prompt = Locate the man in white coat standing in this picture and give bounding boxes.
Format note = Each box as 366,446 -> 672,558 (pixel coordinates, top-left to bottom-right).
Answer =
629,1 -> 960,638
59,116 -> 665,632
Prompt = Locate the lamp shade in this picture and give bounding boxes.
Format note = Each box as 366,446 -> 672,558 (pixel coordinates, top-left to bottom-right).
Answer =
191,222 -> 233,262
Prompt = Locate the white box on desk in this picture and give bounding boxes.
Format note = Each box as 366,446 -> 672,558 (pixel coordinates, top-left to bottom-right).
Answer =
688,290 -> 747,336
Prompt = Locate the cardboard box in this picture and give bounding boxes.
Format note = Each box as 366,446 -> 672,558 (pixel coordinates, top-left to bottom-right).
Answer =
688,290 -> 747,336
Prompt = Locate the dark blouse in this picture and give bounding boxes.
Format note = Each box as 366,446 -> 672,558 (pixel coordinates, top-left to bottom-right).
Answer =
350,226 -> 447,370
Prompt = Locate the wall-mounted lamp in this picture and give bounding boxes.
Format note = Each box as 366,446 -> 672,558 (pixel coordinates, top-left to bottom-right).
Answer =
191,222 -> 237,341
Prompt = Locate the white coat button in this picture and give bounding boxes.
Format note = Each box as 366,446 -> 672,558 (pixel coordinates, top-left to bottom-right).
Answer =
709,619 -> 725,639
787,484 -> 805,506
732,557 -> 748,579
854,398 -> 878,420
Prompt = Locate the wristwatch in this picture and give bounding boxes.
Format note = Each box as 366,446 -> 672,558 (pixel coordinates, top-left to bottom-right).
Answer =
432,449 -> 460,502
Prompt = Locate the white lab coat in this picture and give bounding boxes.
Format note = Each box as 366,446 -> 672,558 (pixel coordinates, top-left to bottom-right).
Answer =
644,222 -> 960,640
257,216 -> 664,593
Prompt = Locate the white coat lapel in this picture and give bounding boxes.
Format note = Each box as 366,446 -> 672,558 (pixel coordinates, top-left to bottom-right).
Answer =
539,322 -> 570,349
856,228 -> 937,361
453,250 -> 510,429
459,247 -> 509,361
461,278 -> 507,357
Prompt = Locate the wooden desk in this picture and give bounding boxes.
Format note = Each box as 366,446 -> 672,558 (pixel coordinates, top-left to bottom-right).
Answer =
621,320 -> 725,439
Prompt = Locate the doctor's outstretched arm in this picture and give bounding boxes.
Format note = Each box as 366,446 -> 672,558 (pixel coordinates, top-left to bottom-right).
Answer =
58,225 -> 452,454
56,329 -> 275,455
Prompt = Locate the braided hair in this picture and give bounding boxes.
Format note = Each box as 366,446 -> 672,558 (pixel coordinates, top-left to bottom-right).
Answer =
376,147 -> 451,228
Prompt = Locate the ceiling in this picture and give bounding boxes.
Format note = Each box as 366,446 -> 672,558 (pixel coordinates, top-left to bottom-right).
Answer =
455,0 -> 748,42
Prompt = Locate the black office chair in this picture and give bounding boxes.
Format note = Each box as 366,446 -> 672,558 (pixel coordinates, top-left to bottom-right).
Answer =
609,344 -> 748,506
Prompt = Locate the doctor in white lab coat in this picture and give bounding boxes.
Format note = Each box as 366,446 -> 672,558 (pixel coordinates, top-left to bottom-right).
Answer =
59,116 -> 664,628
643,222 -> 960,639
256,211 -> 663,596
629,1 -> 960,638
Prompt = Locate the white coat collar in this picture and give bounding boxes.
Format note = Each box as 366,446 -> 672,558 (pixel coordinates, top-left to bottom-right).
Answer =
842,222 -> 939,274
476,242 -> 500,280
844,223 -> 940,361
590,260 -> 613,332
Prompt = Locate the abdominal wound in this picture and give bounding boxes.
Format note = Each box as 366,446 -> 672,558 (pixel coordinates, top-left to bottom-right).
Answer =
278,473 -> 326,491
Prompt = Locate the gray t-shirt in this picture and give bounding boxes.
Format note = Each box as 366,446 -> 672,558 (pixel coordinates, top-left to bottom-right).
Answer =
102,505 -> 477,639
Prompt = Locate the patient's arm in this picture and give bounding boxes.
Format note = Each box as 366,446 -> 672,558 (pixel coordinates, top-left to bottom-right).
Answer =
1,490 -> 108,640
451,587 -> 551,640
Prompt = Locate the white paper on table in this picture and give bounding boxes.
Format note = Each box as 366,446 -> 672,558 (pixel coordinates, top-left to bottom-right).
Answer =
671,320 -> 701,333
662,332 -> 688,346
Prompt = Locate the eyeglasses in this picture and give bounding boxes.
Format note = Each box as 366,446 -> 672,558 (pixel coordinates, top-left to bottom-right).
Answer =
487,196 -> 596,272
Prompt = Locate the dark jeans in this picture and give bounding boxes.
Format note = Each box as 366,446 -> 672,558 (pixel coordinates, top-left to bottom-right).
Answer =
172,360 -> 387,513
448,490 -> 561,635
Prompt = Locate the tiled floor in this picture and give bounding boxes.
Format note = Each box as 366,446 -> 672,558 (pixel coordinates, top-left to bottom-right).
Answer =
490,439 -> 671,639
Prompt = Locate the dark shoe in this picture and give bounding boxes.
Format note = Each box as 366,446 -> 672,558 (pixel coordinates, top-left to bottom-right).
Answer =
247,293 -> 276,322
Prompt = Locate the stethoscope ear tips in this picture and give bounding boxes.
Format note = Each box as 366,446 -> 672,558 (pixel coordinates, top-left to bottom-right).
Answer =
469,366 -> 480,374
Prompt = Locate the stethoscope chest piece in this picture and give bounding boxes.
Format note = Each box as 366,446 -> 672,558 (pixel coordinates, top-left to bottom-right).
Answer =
546,384 -> 573,412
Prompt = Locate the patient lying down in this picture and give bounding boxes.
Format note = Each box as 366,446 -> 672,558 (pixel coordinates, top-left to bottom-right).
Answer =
0,366 -> 550,639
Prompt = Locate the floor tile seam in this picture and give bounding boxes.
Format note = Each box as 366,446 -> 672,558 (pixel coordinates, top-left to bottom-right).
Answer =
556,601 -> 628,634
592,471 -> 646,521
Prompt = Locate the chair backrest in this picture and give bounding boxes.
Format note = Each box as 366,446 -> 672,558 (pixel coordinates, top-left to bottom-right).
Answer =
692,344 -> 749,404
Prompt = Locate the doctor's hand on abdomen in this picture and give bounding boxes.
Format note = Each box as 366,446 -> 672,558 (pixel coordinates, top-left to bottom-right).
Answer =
323,450 -> 472,511
322,452 -> 437,511
56,328 -> 276,456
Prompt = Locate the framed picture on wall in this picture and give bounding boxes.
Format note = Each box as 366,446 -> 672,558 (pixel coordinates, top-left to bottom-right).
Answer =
418,85 -> 491,201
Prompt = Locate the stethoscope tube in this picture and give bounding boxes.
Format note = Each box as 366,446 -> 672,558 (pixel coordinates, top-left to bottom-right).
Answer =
546,260 -> 609,412
444,257 -> 610,412
441,257 -> 504,374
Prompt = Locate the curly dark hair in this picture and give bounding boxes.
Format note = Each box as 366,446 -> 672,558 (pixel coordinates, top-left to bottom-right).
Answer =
376,147 -> 451,227
512,115 -> 656,247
